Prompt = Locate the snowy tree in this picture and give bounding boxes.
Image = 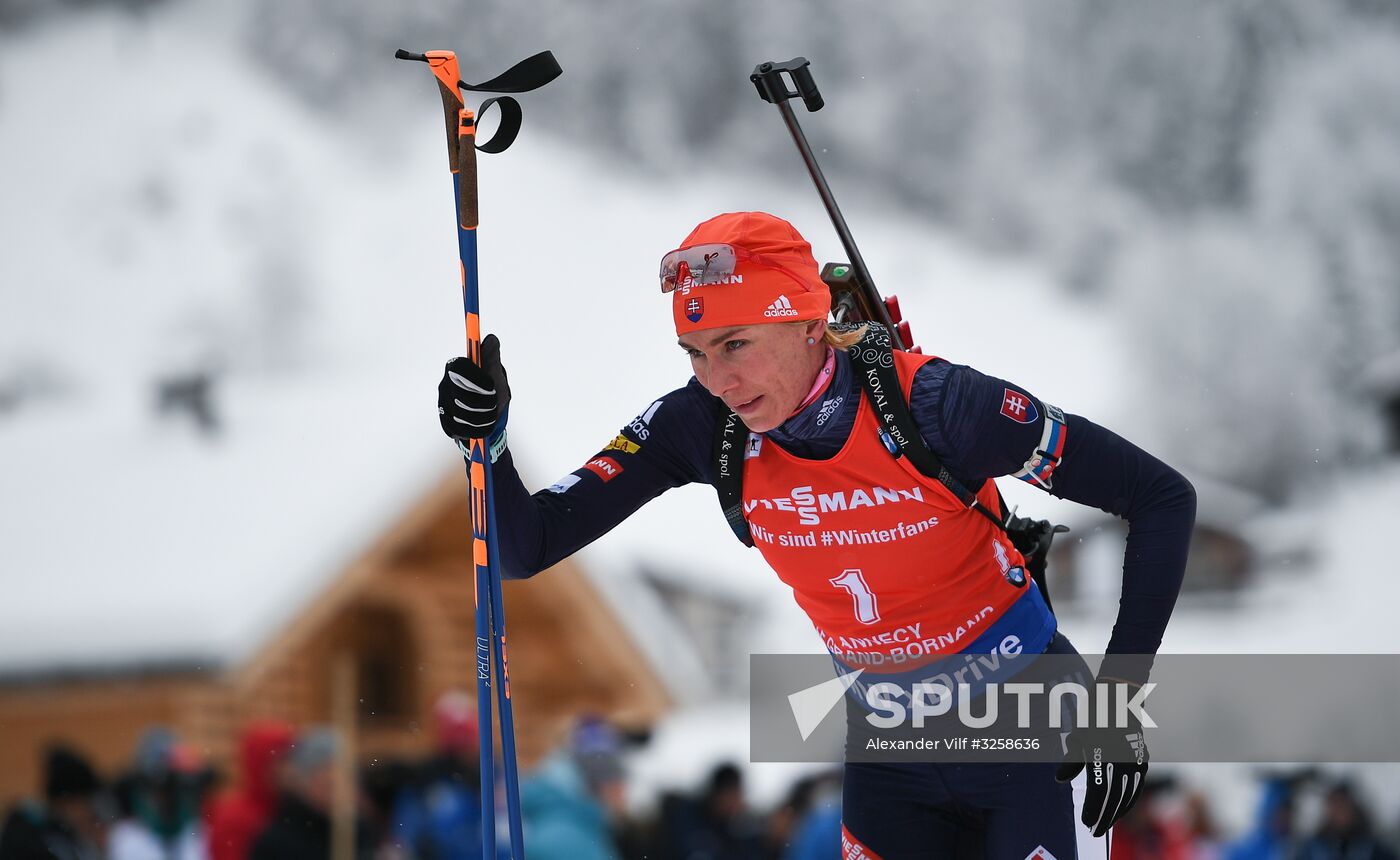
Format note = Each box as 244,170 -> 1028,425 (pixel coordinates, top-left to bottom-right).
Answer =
1115,218 -> 1350,500
1252,29 -> 1400,403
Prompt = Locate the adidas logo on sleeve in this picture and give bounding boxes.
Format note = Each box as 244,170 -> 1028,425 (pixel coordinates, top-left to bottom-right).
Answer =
763,294 -> 800,318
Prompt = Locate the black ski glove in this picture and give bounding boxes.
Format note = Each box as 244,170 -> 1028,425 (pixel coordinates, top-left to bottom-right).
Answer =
438,334 -> 511,452
1054,679 -> 1150,838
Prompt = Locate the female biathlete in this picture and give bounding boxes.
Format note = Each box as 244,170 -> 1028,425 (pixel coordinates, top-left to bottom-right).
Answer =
436,211 -> 1196,859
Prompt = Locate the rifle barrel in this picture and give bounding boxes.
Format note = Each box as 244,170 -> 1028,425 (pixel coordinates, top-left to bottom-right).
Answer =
775,99 -> 903,344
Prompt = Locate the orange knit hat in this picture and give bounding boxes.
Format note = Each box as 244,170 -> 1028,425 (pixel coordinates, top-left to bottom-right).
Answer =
667,212 -> 831,335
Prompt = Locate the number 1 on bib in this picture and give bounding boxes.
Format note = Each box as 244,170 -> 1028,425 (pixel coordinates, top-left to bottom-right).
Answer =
830,568 -> 881,625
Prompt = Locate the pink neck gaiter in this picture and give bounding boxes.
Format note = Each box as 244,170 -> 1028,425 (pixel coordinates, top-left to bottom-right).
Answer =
791,346 -> 837,417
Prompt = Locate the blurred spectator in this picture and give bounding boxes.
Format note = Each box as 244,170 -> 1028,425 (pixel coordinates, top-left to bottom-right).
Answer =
249,728 -> 372,860
1296,782 -> 1398,860
777,773 -> 842,860
763,775 -> 815,860
109,728 -> 211,860
390,690 -> 489,860
519,716 -> 625,860
1182,790 -> 1224,860
659,762 -> 764,860
359,759 -> 416,860
0,744 -> 106,860
204,721 -> 294,860
1226,776 -> 1299,860
1109,778 -> 1190,860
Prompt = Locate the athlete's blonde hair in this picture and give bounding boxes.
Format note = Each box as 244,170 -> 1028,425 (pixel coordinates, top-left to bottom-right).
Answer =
824,323 -> 868,350
788,320 -> 868,351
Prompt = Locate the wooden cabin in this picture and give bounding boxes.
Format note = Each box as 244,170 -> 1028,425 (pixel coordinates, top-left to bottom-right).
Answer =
0,471 -> 671,807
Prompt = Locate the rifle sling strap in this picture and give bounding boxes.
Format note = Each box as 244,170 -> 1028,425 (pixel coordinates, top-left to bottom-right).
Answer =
712,324 -> 1009,547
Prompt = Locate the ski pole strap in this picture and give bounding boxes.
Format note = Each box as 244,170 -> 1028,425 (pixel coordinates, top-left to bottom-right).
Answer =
396,49 -> 561,157
713,405 -> 755,547
458,51 -> 562,94
457,51 -> 561,155
472,96 -> 523,154
844,324 -> 1007,533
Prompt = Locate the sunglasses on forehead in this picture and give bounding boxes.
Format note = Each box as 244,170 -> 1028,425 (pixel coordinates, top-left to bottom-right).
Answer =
658,243 -> 806,294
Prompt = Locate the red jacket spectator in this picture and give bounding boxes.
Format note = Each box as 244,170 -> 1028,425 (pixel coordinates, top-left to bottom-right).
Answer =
205,721 -> 293,860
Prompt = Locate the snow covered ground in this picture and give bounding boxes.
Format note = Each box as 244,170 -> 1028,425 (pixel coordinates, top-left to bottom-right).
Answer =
4,2 -> 1400,842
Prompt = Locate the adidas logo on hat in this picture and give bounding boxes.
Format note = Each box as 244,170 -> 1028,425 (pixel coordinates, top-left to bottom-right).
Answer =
763,294 -> 800,318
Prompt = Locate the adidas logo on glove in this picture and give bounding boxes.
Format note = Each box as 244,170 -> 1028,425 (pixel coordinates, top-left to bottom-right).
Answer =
763,294 -> 800,318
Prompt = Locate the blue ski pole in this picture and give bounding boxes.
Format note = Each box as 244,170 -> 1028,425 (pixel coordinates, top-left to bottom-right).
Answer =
396,47 -> 560,860
483,463 -> 525,854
